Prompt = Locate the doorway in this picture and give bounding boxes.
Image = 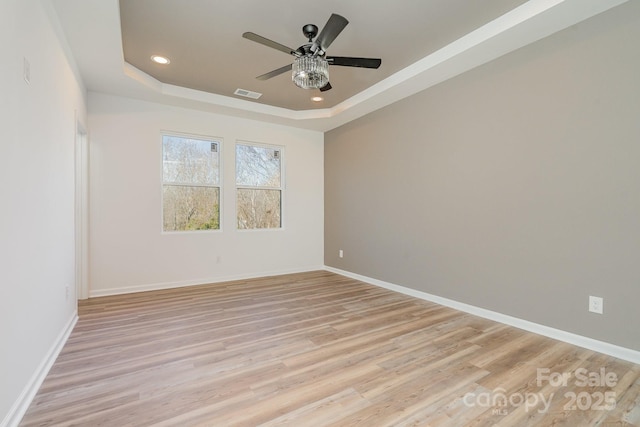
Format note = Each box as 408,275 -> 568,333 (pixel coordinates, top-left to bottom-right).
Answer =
75,122 -> 89,300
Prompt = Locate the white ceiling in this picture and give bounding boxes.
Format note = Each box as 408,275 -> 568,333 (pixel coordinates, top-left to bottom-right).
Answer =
51,0 -> 627,132
118,0 -> 528,111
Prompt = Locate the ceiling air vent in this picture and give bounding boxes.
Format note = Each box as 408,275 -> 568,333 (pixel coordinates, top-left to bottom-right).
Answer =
234,88 -> 262,99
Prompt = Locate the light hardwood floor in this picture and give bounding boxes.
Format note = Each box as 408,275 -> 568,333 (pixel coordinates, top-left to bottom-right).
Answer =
20,271 -> 640,426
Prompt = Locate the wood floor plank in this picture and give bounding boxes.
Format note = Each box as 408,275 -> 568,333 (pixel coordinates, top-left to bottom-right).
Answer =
19,271 -> 640,426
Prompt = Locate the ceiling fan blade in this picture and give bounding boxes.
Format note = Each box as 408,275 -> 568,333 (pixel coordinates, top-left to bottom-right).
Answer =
327,56 -> 382,69
315,14 -> 349,52
256,64 -> 292,81
243,32 -> 297,56
319,82 -> 332,92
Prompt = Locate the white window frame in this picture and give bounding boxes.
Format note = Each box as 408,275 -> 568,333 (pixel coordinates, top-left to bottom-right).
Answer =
235,140 -> 285,231
161,132 -> 223,233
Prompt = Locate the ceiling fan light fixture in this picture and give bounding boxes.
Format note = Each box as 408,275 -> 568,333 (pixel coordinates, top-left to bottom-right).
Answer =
292,56 -> 329,89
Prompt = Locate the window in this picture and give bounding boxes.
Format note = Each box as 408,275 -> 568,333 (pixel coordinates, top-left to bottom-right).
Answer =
236,142 -> 283,229
162,134 -> 221,231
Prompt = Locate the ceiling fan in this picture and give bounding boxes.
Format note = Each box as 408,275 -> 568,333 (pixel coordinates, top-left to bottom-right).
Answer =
243,13 -> 381,92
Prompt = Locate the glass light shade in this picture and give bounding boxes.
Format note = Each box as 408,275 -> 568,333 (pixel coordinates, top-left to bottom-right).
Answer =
292,56 -> 329,89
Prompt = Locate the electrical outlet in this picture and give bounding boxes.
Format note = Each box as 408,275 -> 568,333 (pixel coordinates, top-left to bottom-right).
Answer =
589,296 -> 603,314
65,285 -> 69,301
339,249 -> 343,258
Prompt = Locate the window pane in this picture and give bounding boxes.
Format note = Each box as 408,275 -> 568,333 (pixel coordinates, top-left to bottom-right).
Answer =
237,189 -> 281,229
163,136 -> 219,185
163,185 -> 220,231
236,144 -> 281,187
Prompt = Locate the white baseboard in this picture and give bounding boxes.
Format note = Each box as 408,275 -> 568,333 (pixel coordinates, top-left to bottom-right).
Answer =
2,312 -> 78,427
89,265 -> 326,298
325,266 -> 640,365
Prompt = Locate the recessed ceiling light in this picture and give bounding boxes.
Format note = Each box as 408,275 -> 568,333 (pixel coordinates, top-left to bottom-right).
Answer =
311,96 -> 323,102
151,55 -> 170,65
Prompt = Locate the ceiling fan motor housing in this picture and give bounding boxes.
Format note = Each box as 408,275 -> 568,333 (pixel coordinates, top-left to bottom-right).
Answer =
302,24 -> 318,41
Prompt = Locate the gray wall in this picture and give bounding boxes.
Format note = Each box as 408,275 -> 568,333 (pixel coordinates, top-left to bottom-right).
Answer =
325,2 -> 640,351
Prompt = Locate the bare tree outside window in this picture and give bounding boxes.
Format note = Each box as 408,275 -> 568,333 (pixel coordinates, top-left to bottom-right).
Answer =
236,143 -> 282,229
162,135 -> 220,231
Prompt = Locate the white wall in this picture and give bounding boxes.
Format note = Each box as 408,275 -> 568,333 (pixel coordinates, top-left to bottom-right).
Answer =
0,0 -> 87,424
88,93 -> 324,296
